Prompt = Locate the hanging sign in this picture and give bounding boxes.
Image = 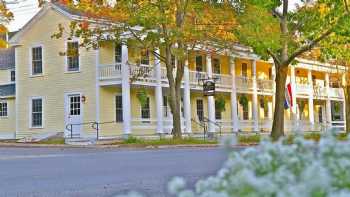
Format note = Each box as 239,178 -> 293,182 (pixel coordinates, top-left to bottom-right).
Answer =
203,79 -> 216,96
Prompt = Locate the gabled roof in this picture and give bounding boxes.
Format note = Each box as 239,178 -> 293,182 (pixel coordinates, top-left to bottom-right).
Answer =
9,2 -> 82,45
0,84 -> 15,98
0,47 -> 15,70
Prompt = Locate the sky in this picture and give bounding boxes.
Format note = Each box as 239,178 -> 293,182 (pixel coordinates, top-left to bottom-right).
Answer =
6,0 -> 302,32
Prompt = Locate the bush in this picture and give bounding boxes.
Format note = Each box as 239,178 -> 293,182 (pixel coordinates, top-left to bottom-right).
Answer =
119,134 -> 350,197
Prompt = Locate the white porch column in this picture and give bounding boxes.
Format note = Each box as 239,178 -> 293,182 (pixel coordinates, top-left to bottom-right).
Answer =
184,59 -> 192,133
121,43 -> 131,136
206,54 -> 216,133
308,70 -> 314,124
154,48 -> 163,134
252,59 -> 259,131
230,56 -> 239,132
325,73 -> 332,125
290,66 -> 297,120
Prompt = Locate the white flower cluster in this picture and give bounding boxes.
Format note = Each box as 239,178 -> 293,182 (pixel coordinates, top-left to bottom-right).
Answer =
120,134 -> 350,197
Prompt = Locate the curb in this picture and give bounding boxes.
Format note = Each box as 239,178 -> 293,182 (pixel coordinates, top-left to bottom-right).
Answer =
0,143 -> 252,149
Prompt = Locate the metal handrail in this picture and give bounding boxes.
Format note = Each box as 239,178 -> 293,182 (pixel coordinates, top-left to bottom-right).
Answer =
203,117 -> 223,137
191,118 -> 207,140
65,121 -> 97,139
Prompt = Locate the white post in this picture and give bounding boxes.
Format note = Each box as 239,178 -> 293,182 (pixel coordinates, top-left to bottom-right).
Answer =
308,70 -> 314,124
230,56 -> 239,132
154,48 -> 163,134
325,73 -> 332,126
95,48 -> 100,124
252,59 -> 259,131
290,66 -> 297,121
121,43 -> 131,137
206,54 -> 216,134
184,59 -> 192,133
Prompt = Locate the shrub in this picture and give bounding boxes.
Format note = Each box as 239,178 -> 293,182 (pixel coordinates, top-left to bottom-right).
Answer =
119,134 -> 350,197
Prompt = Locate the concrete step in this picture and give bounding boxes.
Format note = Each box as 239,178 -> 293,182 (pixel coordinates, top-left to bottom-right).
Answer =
65,138 -> 96,146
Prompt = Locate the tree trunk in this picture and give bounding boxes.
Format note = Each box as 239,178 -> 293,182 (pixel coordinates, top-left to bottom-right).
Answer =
165,44 -> 183,139
271,65 -> 288,140
169,83 -> 183,139
344,85 -> 350,134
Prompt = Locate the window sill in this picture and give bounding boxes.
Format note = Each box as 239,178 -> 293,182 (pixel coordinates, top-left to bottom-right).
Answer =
30,126 -> 44,129
64,70 -> 81,74
0,116 -> 8,119
29,74 -> 44,78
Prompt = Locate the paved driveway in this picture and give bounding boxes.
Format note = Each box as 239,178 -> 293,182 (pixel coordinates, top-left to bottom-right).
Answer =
0,147 -> 229,197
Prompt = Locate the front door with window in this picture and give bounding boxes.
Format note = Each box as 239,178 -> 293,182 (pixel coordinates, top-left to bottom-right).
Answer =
65,94 -> 83,137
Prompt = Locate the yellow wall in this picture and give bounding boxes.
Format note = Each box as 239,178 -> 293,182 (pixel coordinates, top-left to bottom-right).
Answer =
99,86 -> 158,136
0,98 -> 15,138
15,9 -> 97,138
235,58 -> 252,77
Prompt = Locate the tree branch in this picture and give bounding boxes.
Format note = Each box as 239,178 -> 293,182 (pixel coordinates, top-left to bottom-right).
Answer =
267,49 -> 281,66
284,28 -> 333,67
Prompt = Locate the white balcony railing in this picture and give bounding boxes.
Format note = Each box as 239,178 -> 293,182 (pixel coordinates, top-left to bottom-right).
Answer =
99,63 -> 122,80
296,83 -> 311,95
236,76 -> 254,91
213,74 -> 232,88
329,88 -> 344,99
189,71 -> 208,85
257,79 -> 274,92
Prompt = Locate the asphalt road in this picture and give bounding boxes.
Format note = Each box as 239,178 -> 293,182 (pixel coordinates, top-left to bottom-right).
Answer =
0,147 -> 229,197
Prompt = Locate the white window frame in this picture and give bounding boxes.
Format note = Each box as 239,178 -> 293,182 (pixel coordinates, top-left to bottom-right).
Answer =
0,101 -> 8,118
29,44 -> 44,77
65,38 -> 81,73
29,96 -> 44,129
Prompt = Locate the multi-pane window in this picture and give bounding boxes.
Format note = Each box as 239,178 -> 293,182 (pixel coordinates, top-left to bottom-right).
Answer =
31,98 -> 42,127
115,43 -> 122,63
242,63 -> 248,77
163,96 -> 168,117
213,58 -> 221,74
140,49 -> 150,65
115,95 -> 123,122
215,101 -> 222,120
32,47 -> 42,75
67,42 -> 79,71
196,99 -> 204,122
0,102 -> 8,117
10,70 -> 15,82
141,97 -> 150,119
196,55 -> 203,72
69,96 -> 81,116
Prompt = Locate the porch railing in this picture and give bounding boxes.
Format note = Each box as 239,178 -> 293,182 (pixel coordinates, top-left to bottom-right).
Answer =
236,76 -> 253,91
257,79 -> 274,92
189,71 -> 208,85
296,83 -> 311,95
99,63 -> 122,80
213,74 -> 232,88
329,88 -> 344,99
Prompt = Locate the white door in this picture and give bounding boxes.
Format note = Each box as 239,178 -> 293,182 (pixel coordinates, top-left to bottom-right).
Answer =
65,94 -> 83,137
